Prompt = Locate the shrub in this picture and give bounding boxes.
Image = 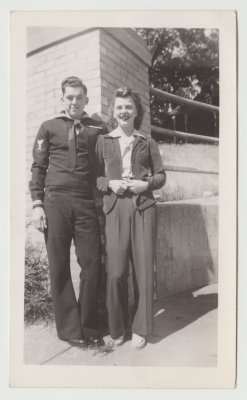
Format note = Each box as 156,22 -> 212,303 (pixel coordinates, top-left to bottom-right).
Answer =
24,240 -> 54,324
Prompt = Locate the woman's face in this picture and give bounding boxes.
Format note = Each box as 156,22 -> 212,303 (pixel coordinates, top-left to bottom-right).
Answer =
113,96 -> 137,131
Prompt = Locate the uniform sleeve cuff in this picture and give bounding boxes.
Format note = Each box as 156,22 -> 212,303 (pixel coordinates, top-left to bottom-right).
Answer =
32,200 -> 44,209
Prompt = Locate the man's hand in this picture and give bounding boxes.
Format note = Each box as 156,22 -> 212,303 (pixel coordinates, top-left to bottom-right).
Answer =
109,180 -> 128,195
127,180 -> 149,194
32,207 -> 47,232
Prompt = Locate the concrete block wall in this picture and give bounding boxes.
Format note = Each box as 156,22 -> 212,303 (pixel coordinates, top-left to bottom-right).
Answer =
156,198 -> 218,298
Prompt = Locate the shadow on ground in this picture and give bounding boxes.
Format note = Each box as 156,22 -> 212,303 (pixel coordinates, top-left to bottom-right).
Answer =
150,289 -> 218,344
24,284 -> 218,366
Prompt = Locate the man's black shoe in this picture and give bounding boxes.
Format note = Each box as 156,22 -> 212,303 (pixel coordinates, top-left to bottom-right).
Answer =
67,338 -> 89,348
88,336 -> 105,347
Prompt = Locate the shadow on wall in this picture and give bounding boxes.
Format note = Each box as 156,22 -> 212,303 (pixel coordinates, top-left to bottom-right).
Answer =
155,200 -> 218,298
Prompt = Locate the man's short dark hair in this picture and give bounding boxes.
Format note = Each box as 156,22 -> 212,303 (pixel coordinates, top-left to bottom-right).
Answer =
61,76 -> 88,95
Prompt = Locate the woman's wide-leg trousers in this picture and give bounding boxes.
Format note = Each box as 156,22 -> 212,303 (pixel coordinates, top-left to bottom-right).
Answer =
105,195 -> 157,339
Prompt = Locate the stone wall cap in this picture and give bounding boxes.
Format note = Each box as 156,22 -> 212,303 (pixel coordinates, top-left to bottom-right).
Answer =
27,27 -> 152,67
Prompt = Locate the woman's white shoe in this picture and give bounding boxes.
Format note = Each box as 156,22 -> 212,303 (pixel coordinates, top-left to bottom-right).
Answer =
110,335 -> 125,347
131,333 -> 146,350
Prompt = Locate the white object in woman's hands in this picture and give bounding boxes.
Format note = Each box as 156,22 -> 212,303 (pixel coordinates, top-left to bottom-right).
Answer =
127,180 -> 149,194
109,180 -> 128,195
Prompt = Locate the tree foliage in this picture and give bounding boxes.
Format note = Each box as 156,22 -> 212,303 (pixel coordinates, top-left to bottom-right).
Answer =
136,28 -> 219,134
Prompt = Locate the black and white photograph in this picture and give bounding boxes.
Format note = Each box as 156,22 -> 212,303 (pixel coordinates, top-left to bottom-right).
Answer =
9,10 -> 237,388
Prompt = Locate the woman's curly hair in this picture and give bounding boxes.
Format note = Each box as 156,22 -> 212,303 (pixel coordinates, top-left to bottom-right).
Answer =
108,87 -> 145,130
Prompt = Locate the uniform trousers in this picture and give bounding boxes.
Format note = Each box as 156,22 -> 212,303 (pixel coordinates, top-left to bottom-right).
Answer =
44,187 -> 101,340
105,194 -> 157,339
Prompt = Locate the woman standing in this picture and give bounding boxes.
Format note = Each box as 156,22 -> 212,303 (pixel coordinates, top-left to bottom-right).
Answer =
95,88 -> 166,350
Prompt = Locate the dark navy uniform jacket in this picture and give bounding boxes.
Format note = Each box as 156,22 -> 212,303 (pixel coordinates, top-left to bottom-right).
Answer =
29,112 -> 108,202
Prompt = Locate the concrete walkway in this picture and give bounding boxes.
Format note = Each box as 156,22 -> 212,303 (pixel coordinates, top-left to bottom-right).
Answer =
24,283 -> 218,367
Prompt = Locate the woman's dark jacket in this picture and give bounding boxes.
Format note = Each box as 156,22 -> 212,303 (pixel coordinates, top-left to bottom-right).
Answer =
95,130 -> 166,214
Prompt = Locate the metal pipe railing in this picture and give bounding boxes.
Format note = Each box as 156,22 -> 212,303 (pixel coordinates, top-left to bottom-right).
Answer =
150,86 -> 219,113
150,85 -> 219,174
151,125 -> 219,143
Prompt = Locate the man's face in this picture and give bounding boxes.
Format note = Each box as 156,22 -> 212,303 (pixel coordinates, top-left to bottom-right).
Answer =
61,86 -> 88,120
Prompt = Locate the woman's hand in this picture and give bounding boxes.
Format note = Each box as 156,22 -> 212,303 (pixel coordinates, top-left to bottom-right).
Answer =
127,180 -> 149,194
108,180 -> 128,195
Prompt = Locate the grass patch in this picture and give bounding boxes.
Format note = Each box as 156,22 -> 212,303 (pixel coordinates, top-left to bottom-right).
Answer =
24,240 -> 54,325
92,342 -> 114,357
156,143 -> 219,201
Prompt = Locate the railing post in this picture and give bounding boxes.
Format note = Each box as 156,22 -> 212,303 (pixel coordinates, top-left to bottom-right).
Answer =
184,111 -> 188,143
214,111 -> 217,138
172,116 -> 176,144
